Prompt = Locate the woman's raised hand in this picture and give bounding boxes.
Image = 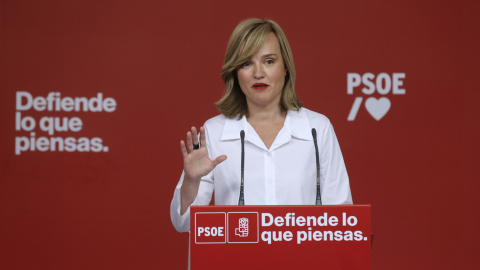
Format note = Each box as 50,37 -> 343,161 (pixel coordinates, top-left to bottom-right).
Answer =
180,126 -> 227,181
179,127 -> 226,214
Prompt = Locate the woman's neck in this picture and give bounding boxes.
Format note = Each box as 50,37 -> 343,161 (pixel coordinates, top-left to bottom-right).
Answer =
246,104 -> 287,149
246,103 -> 286,124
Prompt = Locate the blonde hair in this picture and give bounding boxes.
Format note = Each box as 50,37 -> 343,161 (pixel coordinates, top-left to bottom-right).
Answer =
216,18 -> 302,118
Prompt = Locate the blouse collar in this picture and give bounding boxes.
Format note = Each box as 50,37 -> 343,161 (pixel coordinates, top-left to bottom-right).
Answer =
220,108 -> 312,150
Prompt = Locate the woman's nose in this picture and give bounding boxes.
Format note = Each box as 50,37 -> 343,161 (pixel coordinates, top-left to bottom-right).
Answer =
253,64 -> 265,79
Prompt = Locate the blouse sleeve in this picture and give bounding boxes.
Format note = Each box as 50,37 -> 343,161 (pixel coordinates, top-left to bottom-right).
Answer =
170,125 -> 215,232
170,171 -> 214,232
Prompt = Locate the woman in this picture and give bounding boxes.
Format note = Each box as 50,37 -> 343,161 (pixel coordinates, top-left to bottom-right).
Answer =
170,18 -> 352,232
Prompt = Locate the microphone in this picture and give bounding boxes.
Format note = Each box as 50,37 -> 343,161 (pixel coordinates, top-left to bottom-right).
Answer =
238,130 -> 245,205
312,128 -> 322,205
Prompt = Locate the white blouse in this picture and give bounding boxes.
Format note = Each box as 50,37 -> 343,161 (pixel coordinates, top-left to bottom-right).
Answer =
170,108 -> 352,232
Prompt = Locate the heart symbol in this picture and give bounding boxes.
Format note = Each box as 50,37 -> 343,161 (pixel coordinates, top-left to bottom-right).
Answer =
365,97 -> 391,121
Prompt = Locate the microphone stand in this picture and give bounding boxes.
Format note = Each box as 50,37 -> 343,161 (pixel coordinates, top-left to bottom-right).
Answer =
312,128 -> 322,205
238,130 -> 245,205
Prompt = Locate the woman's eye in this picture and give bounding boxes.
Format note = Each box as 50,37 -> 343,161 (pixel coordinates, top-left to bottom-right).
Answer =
265,59 -> 275,64
242,61 -> 251,67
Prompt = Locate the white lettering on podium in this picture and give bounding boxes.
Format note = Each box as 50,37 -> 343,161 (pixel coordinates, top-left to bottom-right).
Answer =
197,227 -> 224,237
261,230 -> 293,244
261,212 -> 340,227
259,212 -> 368,244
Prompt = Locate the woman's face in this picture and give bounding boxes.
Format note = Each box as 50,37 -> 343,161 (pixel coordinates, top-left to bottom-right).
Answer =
237,32 -> 286,111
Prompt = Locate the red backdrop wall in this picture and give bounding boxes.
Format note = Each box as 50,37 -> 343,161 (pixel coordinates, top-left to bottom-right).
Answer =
1,0 -> 479,269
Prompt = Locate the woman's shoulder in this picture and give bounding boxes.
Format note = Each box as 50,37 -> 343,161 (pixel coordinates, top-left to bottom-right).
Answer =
202,114 -> 243,140
300,107 -> 332,127
203,114 -> 228,128
203,114 -> 240,136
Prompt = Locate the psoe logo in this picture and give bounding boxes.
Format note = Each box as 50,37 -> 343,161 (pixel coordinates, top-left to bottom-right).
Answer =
195,212 -> 226,244
347,73 -> 406,121
228,212 -> 259,243
235,218 -> 249,237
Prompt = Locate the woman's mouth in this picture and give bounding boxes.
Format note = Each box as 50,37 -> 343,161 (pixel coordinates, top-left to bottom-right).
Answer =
252,83 -> 269,90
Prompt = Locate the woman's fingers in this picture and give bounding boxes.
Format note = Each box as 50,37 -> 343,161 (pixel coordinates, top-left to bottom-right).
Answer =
186,131 -> 193,152
191,127 -> 199,147
212,155 -> 227,166
200,127 -> 206,150
183,127 -> 201,156
181,126 -> 227,180
180,140 -> 188,159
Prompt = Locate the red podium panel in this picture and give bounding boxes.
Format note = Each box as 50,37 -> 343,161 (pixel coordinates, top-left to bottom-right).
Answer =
190,205 -> 371,269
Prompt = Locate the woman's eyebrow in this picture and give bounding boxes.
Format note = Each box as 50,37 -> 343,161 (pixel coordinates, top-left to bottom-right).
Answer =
262,53 -> 278,58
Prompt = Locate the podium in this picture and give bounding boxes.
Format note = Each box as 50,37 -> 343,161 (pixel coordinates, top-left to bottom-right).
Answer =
190,205 -> 371,269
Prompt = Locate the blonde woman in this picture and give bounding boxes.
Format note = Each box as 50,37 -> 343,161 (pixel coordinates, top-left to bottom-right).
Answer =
171,19 -> 352,232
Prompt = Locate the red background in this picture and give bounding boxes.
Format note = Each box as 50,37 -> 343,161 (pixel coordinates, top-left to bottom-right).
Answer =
1,0 -> 479,269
